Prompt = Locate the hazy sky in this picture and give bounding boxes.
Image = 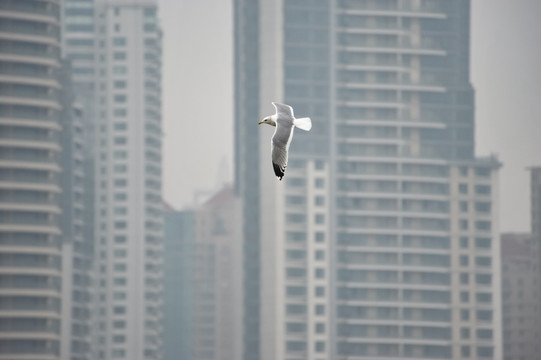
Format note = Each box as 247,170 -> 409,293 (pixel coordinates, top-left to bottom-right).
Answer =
161,0 -> 541,232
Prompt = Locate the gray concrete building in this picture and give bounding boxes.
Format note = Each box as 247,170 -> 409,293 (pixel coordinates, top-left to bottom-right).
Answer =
0,0 -> 64,358
234,1 -> 502,359
501,233 -> 540,360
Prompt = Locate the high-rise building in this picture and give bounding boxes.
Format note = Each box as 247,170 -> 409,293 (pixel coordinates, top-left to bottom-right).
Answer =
501,233 -> 540,360
191,186 -> 243,360
63,0 -> 164,359
163,205 -> 195,360
0,0 -> 63,358
59,61 -> 94,360
234,1 -> 502,359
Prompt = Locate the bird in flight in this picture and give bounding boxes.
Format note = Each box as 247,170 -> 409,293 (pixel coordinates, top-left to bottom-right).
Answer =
258,102 -> 312,180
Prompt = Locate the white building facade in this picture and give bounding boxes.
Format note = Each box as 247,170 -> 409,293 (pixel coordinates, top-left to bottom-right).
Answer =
64,0 -> 163,359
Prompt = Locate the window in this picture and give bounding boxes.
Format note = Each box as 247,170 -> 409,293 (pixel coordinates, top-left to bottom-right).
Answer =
315,214 -> 325,224
315,160 -> 325,170
460,237 -> 468,248
315,323 -> 325,334
286,341 -> 306,352
114,221 -> 126,229
286,322 -> 306,333
459,166 -> 468,176
114,249 -> 127,258
114,52 -> 126,60
114,137 -> 126,145
114,236 -> 126,243
114,123 -> 127,131
459,183 -> 468,194
112,349 -> 125,358
114,165 -> 127,173
315,305 -> 325,315
475,237 -> 491,249
475,185 -> 491,195
114,193 -> 127,201
315,286 -> 325,297
315,342 -> 325,352
114,80 -> 127,89
476,274 -> 491,285
476,292 -> 492,303
114,278 -> 126,286
114,94 -> 127,103
113,37 -> 126,46
460,201 -> 468,212
475,221 -> 491,231
315,232 -> 325,243
460,309 -> 470,321
113,335 -> 125,343
460,273 -> 469,285
315,196 -> 325,206
461,346 -> 470,358
113,66 -> 126,75
315,250 -> 325,260
114,151 -> 127,159
460,255 -> 469,266
114,108 -> 127,117
114,263 -> 126,272
114,179 -> 127,187
475,256 -> 491,267
113,306 -> 125,314
286,304 -> 306,315
315,178 -> 325,188
459,219 -> 468,230
460,291 -> 469,302
315,268 -> 325,278
460,327 -> 470,339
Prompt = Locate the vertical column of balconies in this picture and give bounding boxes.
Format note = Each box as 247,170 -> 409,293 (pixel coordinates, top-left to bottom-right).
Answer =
0,0 -> 63,359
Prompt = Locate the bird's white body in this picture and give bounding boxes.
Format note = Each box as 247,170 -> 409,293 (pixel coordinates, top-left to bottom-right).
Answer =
258,102 -> 312,180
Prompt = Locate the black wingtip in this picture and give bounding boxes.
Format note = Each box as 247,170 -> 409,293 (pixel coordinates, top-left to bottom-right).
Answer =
273,163 -> 285,180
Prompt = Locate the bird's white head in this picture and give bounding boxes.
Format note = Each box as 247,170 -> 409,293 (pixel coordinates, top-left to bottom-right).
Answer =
258,116 -> 276,127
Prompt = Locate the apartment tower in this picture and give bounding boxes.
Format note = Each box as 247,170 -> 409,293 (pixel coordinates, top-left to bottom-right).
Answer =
0,0 -> 63,358
63,0 -> 164,359
234,0 -> 502,359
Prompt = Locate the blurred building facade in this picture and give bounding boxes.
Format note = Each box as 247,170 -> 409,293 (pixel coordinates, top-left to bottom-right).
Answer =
235,0 -> 502,359
162,187 -> 243,360
163,206 -> 195,360
191,186 -> 243,360
63,0 -> 164,359
0,0 -> 64,358
58,62 -> 94,360
501,233 -> 540,360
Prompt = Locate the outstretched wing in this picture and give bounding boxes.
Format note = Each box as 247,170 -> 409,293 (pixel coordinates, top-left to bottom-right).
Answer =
271,122 -> 294,180
271,143 -> 288,180
272,102 -> 294,121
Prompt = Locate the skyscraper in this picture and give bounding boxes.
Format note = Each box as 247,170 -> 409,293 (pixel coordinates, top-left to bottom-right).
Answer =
63,0 -> 164,359
163,205 -> 195,360
501,233 -> 540,360
0,0 -> 63,358
234,1 -> 502,359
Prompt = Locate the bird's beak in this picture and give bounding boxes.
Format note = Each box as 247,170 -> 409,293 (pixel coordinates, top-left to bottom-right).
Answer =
258,121 -> 263,125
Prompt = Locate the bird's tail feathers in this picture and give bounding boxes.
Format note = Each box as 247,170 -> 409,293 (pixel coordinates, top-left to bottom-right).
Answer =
293,117 -> 312,131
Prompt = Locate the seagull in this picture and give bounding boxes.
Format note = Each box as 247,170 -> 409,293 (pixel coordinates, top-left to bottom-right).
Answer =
258,102 -> 312,180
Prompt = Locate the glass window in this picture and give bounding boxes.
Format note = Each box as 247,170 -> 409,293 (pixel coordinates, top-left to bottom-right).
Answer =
113,37 -> 126,46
